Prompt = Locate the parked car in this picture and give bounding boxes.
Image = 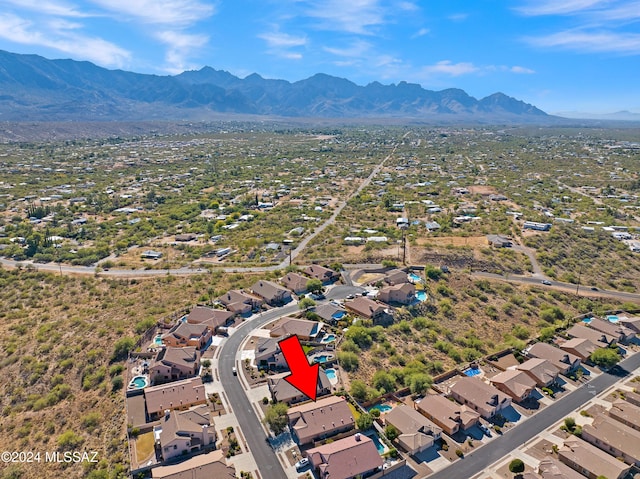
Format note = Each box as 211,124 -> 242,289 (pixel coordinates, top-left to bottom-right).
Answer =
479,424 -> 492,437
295,458 -> 309,471
346,294 -> 355,299
541,280 -> 552,286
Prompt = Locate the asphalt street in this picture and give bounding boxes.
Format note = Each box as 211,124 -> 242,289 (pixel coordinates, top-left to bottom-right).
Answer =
428,351 -> 640,479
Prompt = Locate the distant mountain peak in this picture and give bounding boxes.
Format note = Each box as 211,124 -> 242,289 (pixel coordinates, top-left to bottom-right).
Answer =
0,49 -> 549,122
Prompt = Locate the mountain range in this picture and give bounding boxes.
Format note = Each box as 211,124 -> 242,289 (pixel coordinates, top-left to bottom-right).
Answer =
0,49 -> 549,122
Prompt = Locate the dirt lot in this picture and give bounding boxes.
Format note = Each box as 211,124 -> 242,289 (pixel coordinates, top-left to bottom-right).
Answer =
416,236 -> 488,247
468,185 -> 498,195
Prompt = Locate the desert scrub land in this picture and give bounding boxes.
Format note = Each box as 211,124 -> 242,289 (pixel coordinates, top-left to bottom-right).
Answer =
339,272 -> 638,397
0,266 -> 261,479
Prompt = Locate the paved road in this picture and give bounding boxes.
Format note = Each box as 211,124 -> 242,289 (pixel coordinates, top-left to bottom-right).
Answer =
428,352 -> 640,479
217,285 -> 362,479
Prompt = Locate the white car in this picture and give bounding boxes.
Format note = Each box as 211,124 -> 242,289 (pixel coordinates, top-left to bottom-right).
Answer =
232,367 -> 237,376
295,458 -> 309,471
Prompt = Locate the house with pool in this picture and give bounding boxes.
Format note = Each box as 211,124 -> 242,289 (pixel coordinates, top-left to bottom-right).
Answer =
144,377 -> 206,421
161,322 -> 211,350
566,323 -> 616,348
377,283 -> 416,305
587,317 -> 635,343
254,337 -> 287,370
304,264 -> 339,284
315,303 -> 347,324
525,343 -> 581,376
384,404 -> 442,454
185,306 -> 234,334
149,347 -> 200,385
287,396 -> 355,445
345,297 -> 392,326
268,317 -> 323,342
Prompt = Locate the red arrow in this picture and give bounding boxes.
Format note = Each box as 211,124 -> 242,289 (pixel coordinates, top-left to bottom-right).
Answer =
279,335 -> 319,401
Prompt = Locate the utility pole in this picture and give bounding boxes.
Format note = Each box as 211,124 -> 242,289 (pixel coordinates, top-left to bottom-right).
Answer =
575,263 -> 583,296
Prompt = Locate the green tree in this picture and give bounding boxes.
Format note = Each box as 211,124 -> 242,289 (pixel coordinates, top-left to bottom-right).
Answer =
372,370 -> 395,394
298,297 -> 316,310
539,326 -> 556,342
384,424 -> 399,441
508,458 -> 525,474
306,279 -> 323,294
590,347 -> 621,368
406,373 -> 433,395
356,413 -> 374,430
350,380 -> 368,402
264,402 -> 289,435
337,351 -> 359,372
111,337 -> 135,362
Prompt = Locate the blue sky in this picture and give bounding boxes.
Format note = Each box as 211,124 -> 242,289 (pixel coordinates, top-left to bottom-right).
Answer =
0,0 -> 639,114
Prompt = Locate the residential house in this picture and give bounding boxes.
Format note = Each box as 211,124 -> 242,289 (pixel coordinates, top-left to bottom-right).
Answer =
304,265 -> 339,284
626,391 -> 640,407
287,396 -> 355,445
559,437 -> 631,479
559,338 -> 598,362
415,394 -> 480,435
537,457 -> 587,479
489,369 -> 537,402
377,283 -> 416,305
344,297 -> 390,326
149,347 -> 200,385
162,322 -> 211,350
254,337 -> 287,370
144,377 -> 206,420
581,415 -> 640,465
315,303 -> 347,324
384,404 -> 442,454
217,290 -> 263,314
383,269 -> 409,285
525,343 -> 581,376
251,280 -> 292,306
175,233 -> 197,242
608,399 -> 640,431
152,450 -> 236,479
566,324 -> 616,347
620,315 -> 640,334
486,234 -> 512,248
269,317 -> 322,341
306,434 -> 383,479
157,406 -> 216,462
267,370 -> 332,405
186,306 -> 234,334
588,317 -> 635,343
449,377 -> 512,420
515,358 -> 558,388
281,272 -> 309,295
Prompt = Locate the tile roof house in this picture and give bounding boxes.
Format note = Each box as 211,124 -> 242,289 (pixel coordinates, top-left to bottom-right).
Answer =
537,456 -> 586,479
186,306 -> 234,333
157,406 -> 216,462
217,290 -> 263,314
566,324 -> 617,347
608,399 -> 640,432
254,337 -> 287,370
281,272 -> 309,294
269,317 -> 322,341
588,317 -> 635,343
620,315 -> 640,334
268,370 -> 332,405
515,358 -> 559,388
144,377 -> 206,420
344,297 -> 391,326
489,369 -> 537,402
525,343 -> 581,376
449,377 -> 512,420
304,265 -> 339,284
383,269 -> 409,285
287,396 -> 355,445
150,347 -> 200,385
251,280 -> 292,306
377,283 -> 416,305
151,450 -> 235,479
306,434 -> 383,479
384,404 -> 442,454
415,394 -> 480,435
559,437 -> 631,479
162,322 -> 211,350
581,414 -> 640,465
559,337 -> 598,362
315,303 -> 347,324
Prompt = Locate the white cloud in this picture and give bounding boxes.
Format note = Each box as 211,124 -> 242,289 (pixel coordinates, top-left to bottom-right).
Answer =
421,60 -> 479,76
413,28 -> 430,37
259,32 -> 307,48
303,0 -> 385,34
323,40 -> 372,58
515,0 -> 609,16
88,0 -> 215,26
526,30 -> 640,53
3,0 -> 92,18
397,1 -> 419,11
155,30 -> 209,73
448,13 -> 469,22
510,65 -> 536,74
0,13 -> 130,67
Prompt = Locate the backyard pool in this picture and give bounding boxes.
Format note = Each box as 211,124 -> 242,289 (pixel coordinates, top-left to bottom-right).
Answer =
312,354 -> 334,363
607,315 -> 620,323
128,375 -> 149,389
415,291 -> 427,302
408,273 -> 423,283
364,433 -> 387,454
321,334 -> 336,343
582,317 -> 593,324
332,311 -> 346,320
368,403 -> 393,414
464,367 -> 482,377
154,335 -> 163,346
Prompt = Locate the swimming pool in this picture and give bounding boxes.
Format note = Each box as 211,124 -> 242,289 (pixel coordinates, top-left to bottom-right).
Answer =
415,291 -> 427,302
313,354 -> 333,363
332,311 -> 346,320
364,433 -> 386,454
408,273 -> 423,283
368,403 -> 392,414
325,368 -> 337,380
582,317 -> 593,324
464,367 -> 481,377
154,335 -> 163,346
607,315 -> 619,323
128,375 -> 149,389
322,334 -> 336,343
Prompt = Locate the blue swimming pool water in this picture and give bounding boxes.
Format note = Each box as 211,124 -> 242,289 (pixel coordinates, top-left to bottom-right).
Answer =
409,273 -> 423,283
154,335 -> 163,345
365,433 -> 386,454
607,315 -> 619,323
415,291 -> 427,302
129,376 -> 148,389
582,317 -> 593,324
325,368 -> 337,380
332,311 -> 346,319
464,367 -> 481,377
368,403 -> 392,414
322,334 -> 336,343
313,355 -> 331,363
